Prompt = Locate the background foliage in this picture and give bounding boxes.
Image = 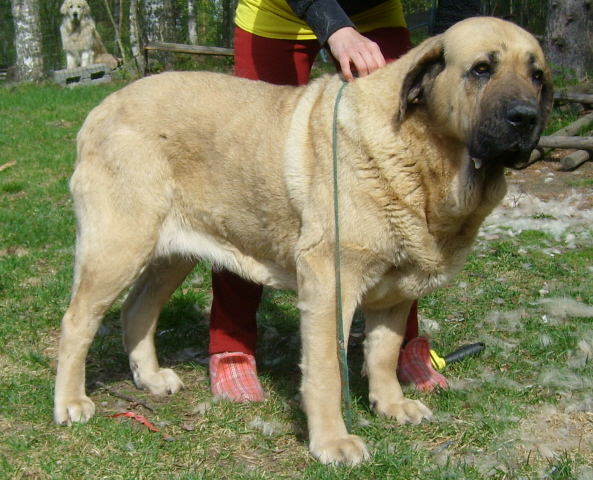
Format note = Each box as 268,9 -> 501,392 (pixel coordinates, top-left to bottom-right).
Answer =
0,0 -> 551,76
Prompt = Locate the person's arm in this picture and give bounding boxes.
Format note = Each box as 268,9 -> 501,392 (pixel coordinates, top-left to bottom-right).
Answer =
287,0 -> 353,46
286,0 -> 386,81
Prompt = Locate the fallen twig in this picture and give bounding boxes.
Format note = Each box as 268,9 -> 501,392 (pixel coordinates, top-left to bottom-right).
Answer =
0,160 -> 16,172
95,381 -> 157,413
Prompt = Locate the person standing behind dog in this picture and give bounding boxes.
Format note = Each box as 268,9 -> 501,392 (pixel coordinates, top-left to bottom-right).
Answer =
209,0 -> 443,402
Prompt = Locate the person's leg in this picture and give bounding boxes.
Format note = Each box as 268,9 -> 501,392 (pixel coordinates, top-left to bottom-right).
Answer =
209,31 -> 321,351
404,299 -> 419,342
363,27 -> 447,391
209,28 -> 321,402
211,28 -> 320,357
365,26 -> 419,346
209,269 -> 264,401
209,270 -> 262,357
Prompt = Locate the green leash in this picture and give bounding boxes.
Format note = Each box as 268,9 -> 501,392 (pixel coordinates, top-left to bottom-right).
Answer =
332,81 -> 352,433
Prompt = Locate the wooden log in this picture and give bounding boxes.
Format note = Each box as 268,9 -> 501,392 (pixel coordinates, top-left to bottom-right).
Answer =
561,150 -> 591,171
516,111 -> 593,168
554,92 -> 593,105
553,112 -> 593,138
537,136 -> 593,149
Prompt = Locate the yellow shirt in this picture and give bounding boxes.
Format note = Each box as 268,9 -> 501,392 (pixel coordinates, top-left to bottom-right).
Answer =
235,0 -> 407,41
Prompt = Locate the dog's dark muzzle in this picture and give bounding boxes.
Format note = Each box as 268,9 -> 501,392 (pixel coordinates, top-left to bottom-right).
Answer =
469,98 -> 543,170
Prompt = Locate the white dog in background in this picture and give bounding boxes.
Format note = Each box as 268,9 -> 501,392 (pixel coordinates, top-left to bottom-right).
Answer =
60,0 -> 119,70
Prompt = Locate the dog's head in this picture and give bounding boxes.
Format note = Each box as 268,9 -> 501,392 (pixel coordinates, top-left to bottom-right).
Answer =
398,17 -> 553,170
60,0 -> 91,22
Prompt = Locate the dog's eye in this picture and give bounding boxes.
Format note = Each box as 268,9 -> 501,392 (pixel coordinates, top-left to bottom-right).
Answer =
472,62 -> 491,76
532,70 -> 544,83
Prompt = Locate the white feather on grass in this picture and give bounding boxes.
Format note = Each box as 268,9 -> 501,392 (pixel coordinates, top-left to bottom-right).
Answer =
538,297 -> 593,320
481,309 -> 527,332
248,417 -> 289,437
537,368 -> 593,390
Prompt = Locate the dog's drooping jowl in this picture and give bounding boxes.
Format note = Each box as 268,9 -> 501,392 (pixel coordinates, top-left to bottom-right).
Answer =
54,17 -> 552,465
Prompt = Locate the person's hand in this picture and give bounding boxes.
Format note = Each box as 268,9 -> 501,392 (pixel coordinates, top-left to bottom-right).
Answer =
327,27 -> 386,81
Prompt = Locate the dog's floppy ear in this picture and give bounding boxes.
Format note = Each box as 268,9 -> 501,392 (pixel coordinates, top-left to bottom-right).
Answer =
397,36 -> 445,123
538,66 -> 554,130
60,0 -> 70,15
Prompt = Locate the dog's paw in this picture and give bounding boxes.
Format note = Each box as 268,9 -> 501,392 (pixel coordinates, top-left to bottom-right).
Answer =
309,434 -> 370,465
132,368 -> 184,396
54,396 -> 96,425
374,398 -> 432,425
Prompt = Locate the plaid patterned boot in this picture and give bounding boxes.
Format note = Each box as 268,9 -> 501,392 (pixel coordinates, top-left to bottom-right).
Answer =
210,352 -> 264,402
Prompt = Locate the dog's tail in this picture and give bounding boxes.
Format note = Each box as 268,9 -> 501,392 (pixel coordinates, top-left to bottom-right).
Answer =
93,29 -> 108,55
95,53 -> 121,70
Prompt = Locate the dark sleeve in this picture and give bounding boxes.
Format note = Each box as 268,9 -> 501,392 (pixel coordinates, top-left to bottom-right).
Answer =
286,0 -> 355,46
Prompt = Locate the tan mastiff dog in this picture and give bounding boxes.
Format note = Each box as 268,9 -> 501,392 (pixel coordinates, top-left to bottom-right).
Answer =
54,17 -> 552,465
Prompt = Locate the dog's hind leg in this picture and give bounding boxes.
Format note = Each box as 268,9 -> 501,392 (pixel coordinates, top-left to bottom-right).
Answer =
121,255 -> 197,396
54,238 -> 155,425
54,167 -> 166,425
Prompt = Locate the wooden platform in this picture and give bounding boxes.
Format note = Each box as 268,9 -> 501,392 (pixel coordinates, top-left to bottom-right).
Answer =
54,64 -> 112,87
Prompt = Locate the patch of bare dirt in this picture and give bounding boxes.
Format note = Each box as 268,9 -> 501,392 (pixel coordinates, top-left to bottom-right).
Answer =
506,156 -> 593,209
516,403 -> 593,465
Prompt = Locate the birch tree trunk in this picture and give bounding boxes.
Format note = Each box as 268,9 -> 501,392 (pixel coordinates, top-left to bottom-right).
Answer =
188,0 -> 198,45
129,0 -> 141,58
141,0 -> 175,66
141,0 -> 174,44
544,0 -> 593,81
10,0 -> 44,82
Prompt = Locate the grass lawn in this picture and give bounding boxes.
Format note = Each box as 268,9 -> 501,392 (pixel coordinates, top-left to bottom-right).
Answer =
0,75 -> 592,479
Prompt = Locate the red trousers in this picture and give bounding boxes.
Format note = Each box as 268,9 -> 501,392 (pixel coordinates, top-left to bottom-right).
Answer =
209,26 -> 417,355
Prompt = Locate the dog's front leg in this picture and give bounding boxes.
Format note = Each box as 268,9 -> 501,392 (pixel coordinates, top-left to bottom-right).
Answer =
66,52 -> 77,69
297,252 -> 369,465
81,50 -> 93,67
363,301 -> 433,423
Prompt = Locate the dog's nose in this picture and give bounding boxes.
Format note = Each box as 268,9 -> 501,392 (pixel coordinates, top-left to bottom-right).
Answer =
506,102 -> 539,133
